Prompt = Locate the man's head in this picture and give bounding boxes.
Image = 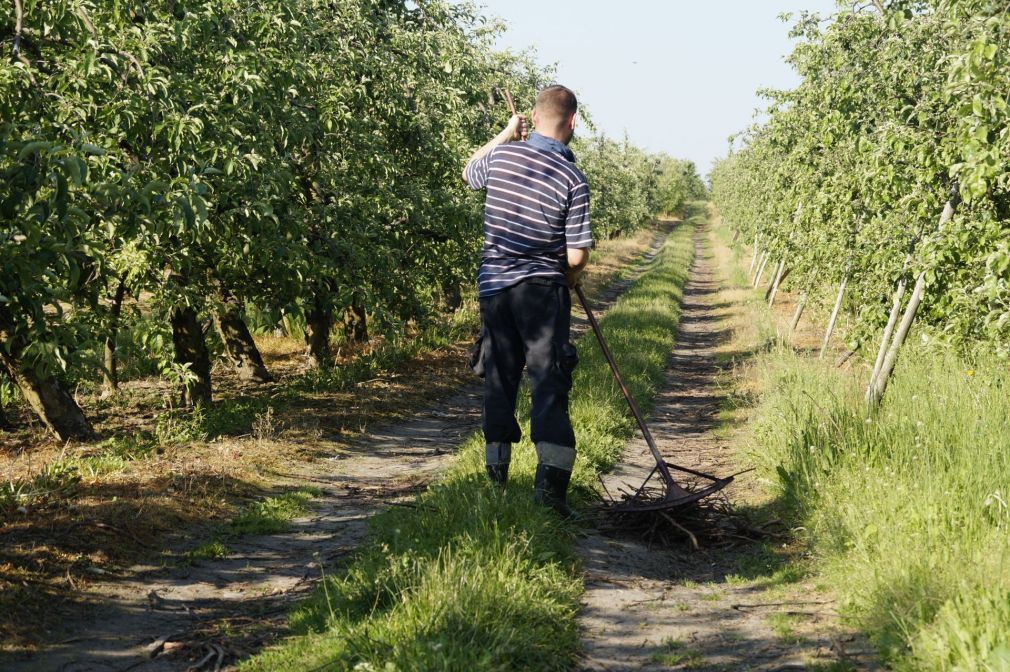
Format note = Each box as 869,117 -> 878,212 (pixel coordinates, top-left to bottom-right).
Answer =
532,85 -> 578,145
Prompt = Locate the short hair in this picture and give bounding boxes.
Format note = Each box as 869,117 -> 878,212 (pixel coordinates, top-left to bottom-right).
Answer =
535,85 -> 578,123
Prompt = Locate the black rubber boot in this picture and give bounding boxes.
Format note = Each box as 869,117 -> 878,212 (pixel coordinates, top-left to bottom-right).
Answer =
486,463 -> 509,487
485,442 -> 510,487
533,463 -> 574,518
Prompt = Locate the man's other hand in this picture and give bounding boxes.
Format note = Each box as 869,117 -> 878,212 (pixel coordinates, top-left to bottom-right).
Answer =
566,267 -> 584,289
507,114 -> 528,142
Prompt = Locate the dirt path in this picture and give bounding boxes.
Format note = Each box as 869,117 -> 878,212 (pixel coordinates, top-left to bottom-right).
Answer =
577,226 -> 877,671
5,225 -> 674,672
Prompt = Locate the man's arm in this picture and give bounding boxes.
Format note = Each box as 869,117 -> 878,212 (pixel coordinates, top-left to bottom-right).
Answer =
461,114 -> 527,183
566,247 -> 589,288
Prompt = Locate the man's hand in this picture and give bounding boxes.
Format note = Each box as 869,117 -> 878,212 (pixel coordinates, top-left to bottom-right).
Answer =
463,115 -> 528,182
507,114 -> 528,142
566,267 -> 584,289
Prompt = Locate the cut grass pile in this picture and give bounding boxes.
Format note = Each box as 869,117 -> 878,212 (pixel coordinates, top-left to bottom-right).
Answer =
748,345 -> 1010,670
240,219 -> 698,670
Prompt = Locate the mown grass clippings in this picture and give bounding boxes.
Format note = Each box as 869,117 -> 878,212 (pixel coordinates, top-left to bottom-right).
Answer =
240,220 -> 698,670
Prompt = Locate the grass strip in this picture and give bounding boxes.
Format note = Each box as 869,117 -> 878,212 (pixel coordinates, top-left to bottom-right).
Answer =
744,312 -> 1010,668
240,217 -> 698,671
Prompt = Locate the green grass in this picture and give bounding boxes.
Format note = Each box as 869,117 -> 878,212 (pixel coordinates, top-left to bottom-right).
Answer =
240,219 -> 698,671
768,611 -> 805,645
229,488 -> 322,536
187,540 -> 230,560
748,345 -> 1010,670
649,637 -> 704,667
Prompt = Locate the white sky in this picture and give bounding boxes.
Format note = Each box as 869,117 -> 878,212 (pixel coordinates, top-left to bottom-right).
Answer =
462,0 -> 839,175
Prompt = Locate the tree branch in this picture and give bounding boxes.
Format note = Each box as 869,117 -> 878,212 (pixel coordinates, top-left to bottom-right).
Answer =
12,0 -> 22,57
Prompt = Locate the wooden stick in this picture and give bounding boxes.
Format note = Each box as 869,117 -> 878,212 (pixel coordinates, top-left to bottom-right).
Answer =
766,260 -> 788,304
819,275 -> 848,359
503,89 -> 517,116
13,0 -> 23,57
752,251 -> 770,288
869,194 -> 959,405
789,268 -> 817,333
748,244 -> 761,277
866,276 -> 906,399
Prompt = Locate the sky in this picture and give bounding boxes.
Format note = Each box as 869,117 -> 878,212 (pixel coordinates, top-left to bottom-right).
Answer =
461,0 -> 839,176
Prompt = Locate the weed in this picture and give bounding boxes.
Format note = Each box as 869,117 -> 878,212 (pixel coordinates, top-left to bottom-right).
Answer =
649,637 -> 704,667
155,408 -> 208,445
0,461 -> 80,514
768,612 -> 805,645
252,406 -> 279,442
187,540 -> 229,560
228,488 -> 320,536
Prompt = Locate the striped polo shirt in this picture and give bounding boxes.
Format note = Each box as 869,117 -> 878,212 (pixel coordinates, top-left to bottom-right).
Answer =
465,132 -> 592,298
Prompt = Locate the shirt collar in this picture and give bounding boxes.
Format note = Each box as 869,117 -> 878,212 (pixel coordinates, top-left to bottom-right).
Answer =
526,131 -> 576,163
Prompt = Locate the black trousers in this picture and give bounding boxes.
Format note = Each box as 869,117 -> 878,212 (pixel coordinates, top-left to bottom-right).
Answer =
477,278 -> 578,448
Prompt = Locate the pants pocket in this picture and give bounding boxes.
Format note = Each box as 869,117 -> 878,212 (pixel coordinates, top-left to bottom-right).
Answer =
555,342 -> 578,389
468,325 -> 487,378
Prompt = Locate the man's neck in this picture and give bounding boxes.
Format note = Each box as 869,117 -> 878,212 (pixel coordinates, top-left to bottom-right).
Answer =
533,128 -> 569,145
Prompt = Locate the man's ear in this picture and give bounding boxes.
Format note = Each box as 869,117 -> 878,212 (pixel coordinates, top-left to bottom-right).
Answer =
531,107 -> 540,129
567,112 -> 577,130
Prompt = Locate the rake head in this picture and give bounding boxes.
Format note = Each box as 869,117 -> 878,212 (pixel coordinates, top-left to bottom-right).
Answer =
606,461 -> 734,513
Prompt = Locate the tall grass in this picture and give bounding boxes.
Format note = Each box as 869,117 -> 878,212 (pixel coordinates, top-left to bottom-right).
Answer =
240,220 -> 697,671
748,345 -> 1010,670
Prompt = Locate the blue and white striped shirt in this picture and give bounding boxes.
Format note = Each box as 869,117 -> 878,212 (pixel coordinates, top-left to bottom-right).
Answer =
465,132 -> 592,298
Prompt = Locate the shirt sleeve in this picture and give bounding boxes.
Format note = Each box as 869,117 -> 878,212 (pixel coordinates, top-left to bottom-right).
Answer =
564,180 -> 593,249
464,149 -> 493,190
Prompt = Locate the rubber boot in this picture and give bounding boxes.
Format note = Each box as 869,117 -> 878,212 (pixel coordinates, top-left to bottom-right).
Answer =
533,463 -> 574,518
485,442 -> 510,487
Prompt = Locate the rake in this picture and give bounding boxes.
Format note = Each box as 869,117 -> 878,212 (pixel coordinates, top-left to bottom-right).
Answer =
574,285 -> 733,512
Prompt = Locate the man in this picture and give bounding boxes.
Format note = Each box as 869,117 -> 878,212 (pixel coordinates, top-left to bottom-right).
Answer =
462,85 -> 591,517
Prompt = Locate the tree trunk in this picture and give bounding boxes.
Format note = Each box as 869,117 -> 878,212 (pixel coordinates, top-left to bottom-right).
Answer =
819,276 -> 848,359
171,307 -> 213,406
304,299 -> 333,368
101,277 -> 128,397
0,307 -> 94,440
752,252 -> 771,288
342,299 -> 368,345
865,277 -> 907,401
214,298 -> 272,383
